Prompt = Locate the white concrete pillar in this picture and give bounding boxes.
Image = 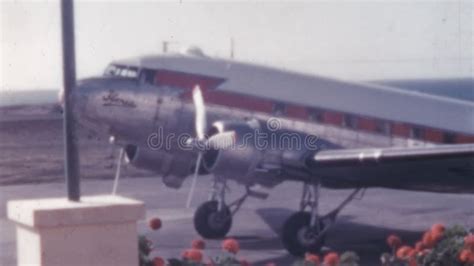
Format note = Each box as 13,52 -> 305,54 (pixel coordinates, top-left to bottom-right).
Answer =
7,195 -> 145,266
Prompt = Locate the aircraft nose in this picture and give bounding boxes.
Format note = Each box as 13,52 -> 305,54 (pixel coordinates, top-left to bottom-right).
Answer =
58,81 -> 90,116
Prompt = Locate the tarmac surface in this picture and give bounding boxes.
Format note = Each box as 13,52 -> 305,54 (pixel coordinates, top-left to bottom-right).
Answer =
1,176 -> 473,266
0,105 -> 153,186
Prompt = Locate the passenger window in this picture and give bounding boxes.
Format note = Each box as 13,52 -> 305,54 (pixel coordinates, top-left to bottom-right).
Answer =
139,69 -> 155,84
410,127 -> 424,139
272,103 -> 286,116
443,132 -> 456,144
375,120 -> 391,135
343,114 -> 358,129
308,108 -> 324,123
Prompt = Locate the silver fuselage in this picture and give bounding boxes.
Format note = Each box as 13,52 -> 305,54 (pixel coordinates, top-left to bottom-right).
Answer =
74,74 -> 463,191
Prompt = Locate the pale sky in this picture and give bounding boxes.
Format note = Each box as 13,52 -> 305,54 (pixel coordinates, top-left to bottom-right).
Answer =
1,0 -> 473,91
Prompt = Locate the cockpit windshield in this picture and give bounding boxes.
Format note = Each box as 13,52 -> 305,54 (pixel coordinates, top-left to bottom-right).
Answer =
103,64 -> 139,79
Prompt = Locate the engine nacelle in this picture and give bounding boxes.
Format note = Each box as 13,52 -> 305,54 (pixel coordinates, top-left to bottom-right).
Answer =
202,120 -> 263,179
123,144 -> 193,188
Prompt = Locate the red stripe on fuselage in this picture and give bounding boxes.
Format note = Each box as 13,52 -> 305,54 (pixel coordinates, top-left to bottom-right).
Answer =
358,117 -> 377,131
323,112 -> 344,126
286,105 -> 308,119
205,90 -> 274,113
456,134 -> 474,144
424,129 -> 444,143
155,69 -> 226,91
154,69 -> 474,144
392,123 -> 410,137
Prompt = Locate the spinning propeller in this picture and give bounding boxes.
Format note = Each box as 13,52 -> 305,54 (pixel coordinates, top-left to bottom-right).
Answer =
185,86 -> 235,208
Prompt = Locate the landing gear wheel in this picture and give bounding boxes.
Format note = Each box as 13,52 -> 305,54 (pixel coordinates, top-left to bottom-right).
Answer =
194,201 -> 232,239
282,211 -> 326,257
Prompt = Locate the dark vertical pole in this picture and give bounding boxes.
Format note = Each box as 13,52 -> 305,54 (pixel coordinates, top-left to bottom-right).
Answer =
61,0 -> 80,201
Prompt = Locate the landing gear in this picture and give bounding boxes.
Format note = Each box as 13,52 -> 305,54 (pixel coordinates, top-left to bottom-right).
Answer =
194,177 -> 233,238
282,211 -> 326,256
282,182 -> 325,256
194,200 -> 232,238
282,181 -> 362,256
194,177 -> 267,239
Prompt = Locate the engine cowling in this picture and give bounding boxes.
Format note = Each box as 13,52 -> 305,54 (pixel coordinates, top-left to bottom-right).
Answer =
202,120 -> 263,179
123,144 -> 193,188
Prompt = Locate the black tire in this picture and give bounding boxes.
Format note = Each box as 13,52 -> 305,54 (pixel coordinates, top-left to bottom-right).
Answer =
194,201 -> 232,239
282,211 -> 326,257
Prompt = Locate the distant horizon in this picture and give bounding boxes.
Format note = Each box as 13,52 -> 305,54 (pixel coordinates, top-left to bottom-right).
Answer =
0,90 -> 58,107
1,88 -> 59,92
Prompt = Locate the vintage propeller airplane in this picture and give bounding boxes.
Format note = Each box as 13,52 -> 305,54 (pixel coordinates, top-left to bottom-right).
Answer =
63,47 -> 474,256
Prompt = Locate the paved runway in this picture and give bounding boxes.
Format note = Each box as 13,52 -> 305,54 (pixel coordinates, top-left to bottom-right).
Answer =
1,176 -> 473,265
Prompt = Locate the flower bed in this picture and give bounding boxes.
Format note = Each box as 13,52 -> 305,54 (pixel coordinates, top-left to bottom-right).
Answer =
381,224 -> 474,266
139,218 -> 474,266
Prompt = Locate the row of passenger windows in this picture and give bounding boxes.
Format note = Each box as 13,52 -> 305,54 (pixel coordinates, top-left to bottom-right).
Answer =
103,64 -> 457,143
271,103 -> 455,143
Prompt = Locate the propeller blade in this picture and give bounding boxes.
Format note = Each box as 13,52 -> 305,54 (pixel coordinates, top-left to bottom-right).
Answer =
207,131 -> 236,150
186,152 -> 203,208
186,85 -> 208,208
192,85 -> 206,140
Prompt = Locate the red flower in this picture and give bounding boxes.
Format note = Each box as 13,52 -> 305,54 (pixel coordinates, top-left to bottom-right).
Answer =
422,231 -> 435,249
418,249 -> 430,257
182,248 -> 203,263
191,239 -> 206,250
222,238 -> 240,254
305,252 -> 320,265
414,241 -> 424,252
459,249 -> 474,263
240,259 -> 251,266
149,217 -> 162,230
465,234 -> 474,250
396,246 -> 413,259
152,257 -> 165,266
386,234 -> 402,249
407,249 -> 417,259
431,223 -> 445,234
323,252 -> 339,266
431,230 -> 444,243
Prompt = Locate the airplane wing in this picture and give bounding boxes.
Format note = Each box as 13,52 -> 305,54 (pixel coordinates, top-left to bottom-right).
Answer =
306,144 -> 474,193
